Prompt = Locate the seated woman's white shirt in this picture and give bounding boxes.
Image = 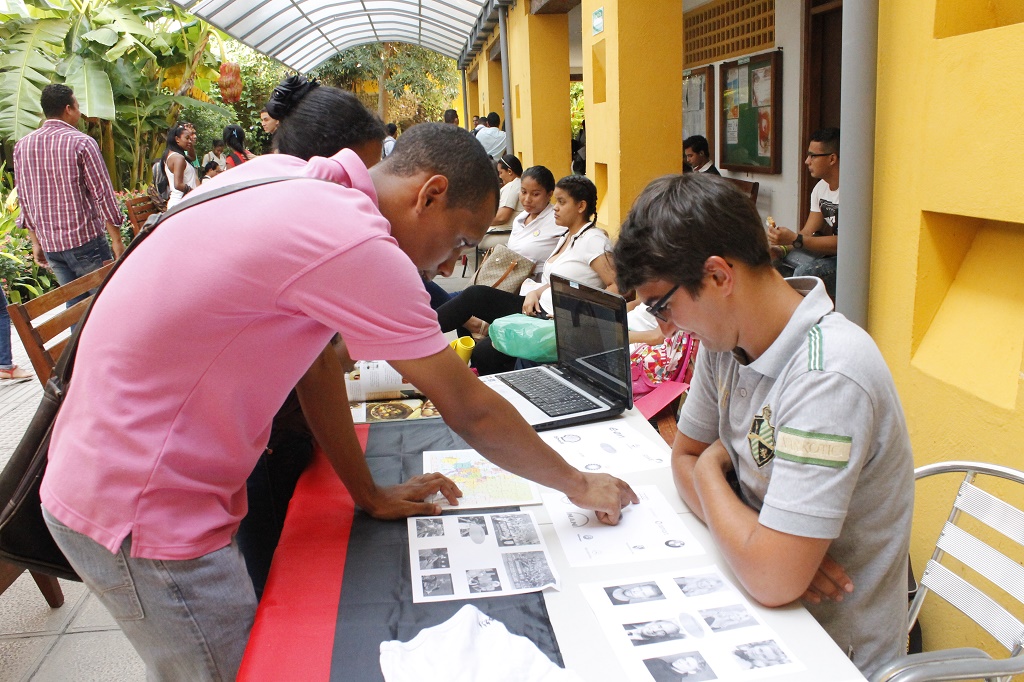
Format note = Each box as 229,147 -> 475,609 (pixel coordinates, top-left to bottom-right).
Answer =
492,178 -> 524,230
520,224 -> 611,314
506,204 -> 560,274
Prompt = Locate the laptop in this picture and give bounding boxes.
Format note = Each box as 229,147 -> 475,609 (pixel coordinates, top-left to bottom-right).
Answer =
479,274 -> 633,431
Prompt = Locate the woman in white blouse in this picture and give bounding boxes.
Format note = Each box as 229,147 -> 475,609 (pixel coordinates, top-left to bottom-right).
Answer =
505,166 -> 563,271
492,155 -> 524,228
477,155 -> 525,253
436,174 -> 616,374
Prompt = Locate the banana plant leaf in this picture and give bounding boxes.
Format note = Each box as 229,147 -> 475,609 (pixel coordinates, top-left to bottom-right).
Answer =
64,55 -> 115,119
0,17 -> 68,140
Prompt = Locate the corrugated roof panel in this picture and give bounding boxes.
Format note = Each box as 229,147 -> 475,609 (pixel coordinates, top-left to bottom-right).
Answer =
170,0 -> 493,68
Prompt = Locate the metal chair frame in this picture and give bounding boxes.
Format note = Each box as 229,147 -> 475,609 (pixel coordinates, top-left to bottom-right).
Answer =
872,461 -> 1024,682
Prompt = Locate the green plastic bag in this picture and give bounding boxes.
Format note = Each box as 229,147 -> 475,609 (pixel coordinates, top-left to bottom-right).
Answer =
489,314 -> 557,363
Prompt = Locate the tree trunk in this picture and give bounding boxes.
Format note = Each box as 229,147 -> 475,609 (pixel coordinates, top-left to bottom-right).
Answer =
100,119 -> 118,191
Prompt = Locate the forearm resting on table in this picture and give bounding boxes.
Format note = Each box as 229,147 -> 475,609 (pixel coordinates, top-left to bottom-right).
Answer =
685,440 -> 832,607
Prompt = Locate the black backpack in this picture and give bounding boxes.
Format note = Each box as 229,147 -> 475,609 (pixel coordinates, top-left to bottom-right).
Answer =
151,159 -> 169,201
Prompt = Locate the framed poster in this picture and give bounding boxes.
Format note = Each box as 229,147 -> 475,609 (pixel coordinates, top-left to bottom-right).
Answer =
718,49 -> 782,174
683,65 -> 715,169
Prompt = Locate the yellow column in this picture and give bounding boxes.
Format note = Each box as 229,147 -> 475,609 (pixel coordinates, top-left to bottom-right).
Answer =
580,0 -> 683,235
506,3 -> 572,180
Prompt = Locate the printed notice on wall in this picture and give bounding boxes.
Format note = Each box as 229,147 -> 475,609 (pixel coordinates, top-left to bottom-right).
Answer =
727,119 -> 739,145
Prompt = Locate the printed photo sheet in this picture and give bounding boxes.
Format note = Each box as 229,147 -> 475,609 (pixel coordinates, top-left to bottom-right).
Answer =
539,419 -> 669,476
408,511 -> 559,603
423,449 -> 542,511
542,486 -> 705,566
580,566 -> 804,682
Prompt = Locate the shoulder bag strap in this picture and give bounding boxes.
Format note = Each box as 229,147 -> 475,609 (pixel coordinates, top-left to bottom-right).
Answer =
52,175 -> 304,385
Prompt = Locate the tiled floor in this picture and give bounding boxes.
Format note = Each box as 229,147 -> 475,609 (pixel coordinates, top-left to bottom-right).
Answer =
0,267 -> 475,681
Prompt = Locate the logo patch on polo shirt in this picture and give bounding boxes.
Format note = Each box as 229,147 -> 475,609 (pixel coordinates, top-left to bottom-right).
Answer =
747,405 -> 775,468
776,427 -> 851,468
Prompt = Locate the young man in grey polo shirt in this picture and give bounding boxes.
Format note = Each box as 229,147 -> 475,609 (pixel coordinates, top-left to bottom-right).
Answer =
613,174 -> 914,679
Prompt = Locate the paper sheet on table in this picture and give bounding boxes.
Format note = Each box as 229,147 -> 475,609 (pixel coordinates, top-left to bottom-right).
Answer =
579,565 -> 805,682
538,419 -> 669,476
424,449 -> 542,510
408,511 -> 559,603
543,486 -> 705,566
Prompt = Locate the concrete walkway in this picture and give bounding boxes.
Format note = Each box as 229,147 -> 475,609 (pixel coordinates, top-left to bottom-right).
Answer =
0,267 -> 474,681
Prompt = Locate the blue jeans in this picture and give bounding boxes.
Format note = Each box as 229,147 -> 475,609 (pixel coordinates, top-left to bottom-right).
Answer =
793,254 -> 838,302
45,234 -> 113,307
43,507 -> 257,681
1,288 -> 12,368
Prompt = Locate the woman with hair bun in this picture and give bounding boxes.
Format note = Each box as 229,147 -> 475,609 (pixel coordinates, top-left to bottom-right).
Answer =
491,154 -> 524,228
435,173 -> 617,374
223,124 -> 255,168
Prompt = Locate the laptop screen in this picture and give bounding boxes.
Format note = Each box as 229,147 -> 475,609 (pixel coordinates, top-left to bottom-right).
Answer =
549,275 -> 631,402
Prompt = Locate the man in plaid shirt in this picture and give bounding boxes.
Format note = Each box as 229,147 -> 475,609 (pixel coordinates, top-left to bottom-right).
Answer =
14,84 -> 124,304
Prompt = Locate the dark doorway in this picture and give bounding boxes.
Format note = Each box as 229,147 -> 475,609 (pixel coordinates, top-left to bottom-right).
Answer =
800,0 -> 842,228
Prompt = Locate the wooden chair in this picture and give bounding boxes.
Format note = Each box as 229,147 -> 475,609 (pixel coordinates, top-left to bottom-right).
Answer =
0,560 -> 63,608
723,177 -> 760,205
6,262 -> 114,387
125,195 -> 159,236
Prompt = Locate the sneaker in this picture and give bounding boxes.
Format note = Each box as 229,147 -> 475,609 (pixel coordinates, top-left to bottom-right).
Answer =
0,366 -> 33,381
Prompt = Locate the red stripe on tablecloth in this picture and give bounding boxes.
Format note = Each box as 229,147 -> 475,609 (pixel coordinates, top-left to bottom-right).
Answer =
238,425 -> 369,681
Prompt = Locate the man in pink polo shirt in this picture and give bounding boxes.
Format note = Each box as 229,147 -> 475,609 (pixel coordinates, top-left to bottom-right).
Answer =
41,89 -> 637,680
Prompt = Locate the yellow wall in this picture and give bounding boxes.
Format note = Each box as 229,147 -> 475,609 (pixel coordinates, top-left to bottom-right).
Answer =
507,2 -> 571,179
873,0 -> 1024,656
580,0 -> 683,235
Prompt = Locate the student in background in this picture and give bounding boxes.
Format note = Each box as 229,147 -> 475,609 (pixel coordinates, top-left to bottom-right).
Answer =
683,135 -> 720,175
382,123 -> 398,158
223,124 -> 256,168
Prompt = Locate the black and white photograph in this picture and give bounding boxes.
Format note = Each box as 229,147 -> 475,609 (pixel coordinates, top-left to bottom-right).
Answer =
605,581 -> 666,605
700,604 -> 758,632
492,512 -> 540,546
501,551 -> 556,590
622,613 -> 703,647
732,640 -> 790,669
421,573 -> 454,597
415,518 -> 444,538
418,548 -> 450,570
674,574 -> 727,598
643,651 -> 717,681
466,568 -> 502,593
458,515 -> 488,540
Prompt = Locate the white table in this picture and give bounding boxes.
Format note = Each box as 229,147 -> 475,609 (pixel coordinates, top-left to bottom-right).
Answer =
537,409 -> 867,682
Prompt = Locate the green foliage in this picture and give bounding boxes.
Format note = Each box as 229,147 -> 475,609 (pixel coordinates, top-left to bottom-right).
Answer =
311,42 -> 459,126
226,42 -> 287,154
0,0 -> 234,188
0,17 -> 68,141
570,82 -> 584,137
0,172 -> 53,304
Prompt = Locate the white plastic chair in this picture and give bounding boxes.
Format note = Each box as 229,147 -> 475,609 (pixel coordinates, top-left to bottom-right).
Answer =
871,461 -> 1024,682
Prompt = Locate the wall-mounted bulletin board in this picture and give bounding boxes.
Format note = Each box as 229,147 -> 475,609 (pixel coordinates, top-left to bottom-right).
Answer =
719,49 -> 782,173
683,65 -> 715,158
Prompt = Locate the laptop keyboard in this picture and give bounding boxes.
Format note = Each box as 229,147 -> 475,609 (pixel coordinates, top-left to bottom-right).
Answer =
499,368 -> 602,417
